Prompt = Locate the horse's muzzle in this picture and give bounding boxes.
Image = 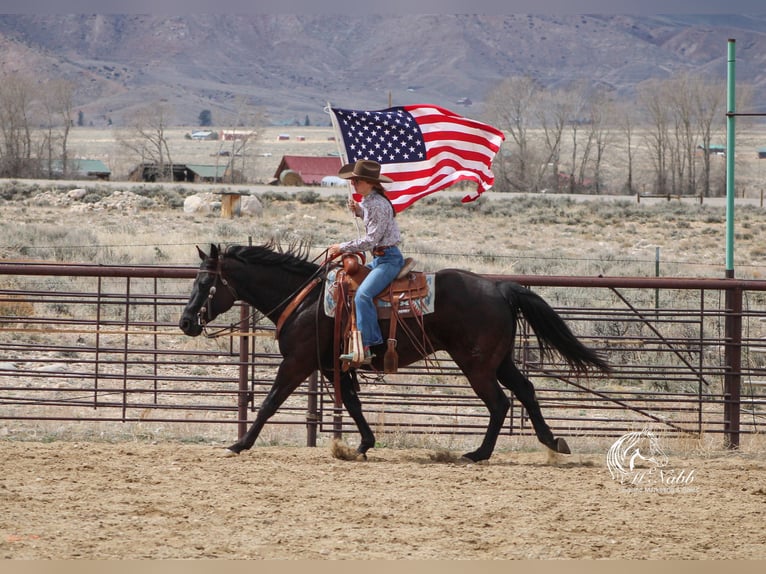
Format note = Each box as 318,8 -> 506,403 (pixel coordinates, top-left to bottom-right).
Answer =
179,313 -> 203,337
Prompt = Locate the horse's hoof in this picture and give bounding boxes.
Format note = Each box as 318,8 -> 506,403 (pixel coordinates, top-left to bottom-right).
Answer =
555,437 -> 571,454
460,451 -> 481,463
222,448 -> 239,457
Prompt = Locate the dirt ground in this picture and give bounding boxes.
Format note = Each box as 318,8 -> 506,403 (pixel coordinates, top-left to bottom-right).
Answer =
0,440 -> 764,560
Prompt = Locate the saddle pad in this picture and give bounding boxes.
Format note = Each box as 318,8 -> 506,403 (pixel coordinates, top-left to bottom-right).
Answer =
323,268 -> 436,318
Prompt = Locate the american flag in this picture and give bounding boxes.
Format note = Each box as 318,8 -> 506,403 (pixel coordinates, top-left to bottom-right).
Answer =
330,104 -> 505,212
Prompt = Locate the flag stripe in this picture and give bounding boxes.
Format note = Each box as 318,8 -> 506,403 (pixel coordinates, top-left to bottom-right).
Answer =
330,103 -> 504,212
385,155 -> 494,190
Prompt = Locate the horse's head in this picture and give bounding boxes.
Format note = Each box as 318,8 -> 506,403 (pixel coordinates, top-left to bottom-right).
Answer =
178,244 -> 238,337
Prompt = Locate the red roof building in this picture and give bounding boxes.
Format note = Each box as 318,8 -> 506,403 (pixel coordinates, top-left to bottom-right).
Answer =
273,155 -> 343,185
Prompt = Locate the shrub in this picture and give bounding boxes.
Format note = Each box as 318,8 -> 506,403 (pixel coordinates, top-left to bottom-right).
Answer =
296,191 -> 320,204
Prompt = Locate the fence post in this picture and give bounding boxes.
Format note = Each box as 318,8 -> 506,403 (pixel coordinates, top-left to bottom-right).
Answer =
723,284 -> 742,448
306,371 -> 319,446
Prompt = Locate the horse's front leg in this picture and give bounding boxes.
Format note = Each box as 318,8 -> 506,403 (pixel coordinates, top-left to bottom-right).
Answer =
337,369 -> 376,456
228,359 -> 309,454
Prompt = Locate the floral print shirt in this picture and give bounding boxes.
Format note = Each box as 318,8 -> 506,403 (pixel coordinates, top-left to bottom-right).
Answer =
339,192 -> 401,254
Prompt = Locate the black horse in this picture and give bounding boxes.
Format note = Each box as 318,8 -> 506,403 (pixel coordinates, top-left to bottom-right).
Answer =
178,242 -> 609,462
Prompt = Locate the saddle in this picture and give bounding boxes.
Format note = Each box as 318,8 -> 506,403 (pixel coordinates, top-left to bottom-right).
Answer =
338,255 -> 427,320
274,253 -> 430,389
334,254 -> 429,373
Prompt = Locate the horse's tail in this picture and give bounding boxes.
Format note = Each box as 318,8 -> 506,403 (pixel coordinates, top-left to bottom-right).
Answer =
497,281 -> 610,374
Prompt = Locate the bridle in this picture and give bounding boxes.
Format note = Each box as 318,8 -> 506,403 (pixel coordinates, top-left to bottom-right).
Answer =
195,256 -> 249,338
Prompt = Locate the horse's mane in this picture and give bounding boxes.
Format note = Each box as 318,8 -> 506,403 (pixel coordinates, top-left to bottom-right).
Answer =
224,240 -> 319,276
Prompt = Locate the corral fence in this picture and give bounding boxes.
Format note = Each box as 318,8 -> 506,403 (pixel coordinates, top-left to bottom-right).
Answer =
1,261 -> 764,449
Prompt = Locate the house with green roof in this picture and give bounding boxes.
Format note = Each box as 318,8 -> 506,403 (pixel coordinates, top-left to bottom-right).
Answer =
47,158 -> 111,180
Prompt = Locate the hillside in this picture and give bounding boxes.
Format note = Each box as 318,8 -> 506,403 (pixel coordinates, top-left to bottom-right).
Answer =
0,14 -> 765,126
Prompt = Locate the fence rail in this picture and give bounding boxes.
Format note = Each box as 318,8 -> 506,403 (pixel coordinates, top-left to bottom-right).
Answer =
1,261 -> 765,448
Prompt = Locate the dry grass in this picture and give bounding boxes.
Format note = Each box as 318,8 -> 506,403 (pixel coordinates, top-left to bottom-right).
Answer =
3,188 -> 765,281
4,123 -> 766,277
0,126 -> 761,274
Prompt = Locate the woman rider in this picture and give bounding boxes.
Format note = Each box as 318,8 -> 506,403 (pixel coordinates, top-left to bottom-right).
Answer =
328,160 -> 404,363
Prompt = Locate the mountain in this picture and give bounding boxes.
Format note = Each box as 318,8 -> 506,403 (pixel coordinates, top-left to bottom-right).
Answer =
0,14 -> 764,126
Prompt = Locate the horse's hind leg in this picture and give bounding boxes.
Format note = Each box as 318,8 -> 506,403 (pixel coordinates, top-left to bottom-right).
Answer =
497,355 -> 570,454
459,368 -> 510,462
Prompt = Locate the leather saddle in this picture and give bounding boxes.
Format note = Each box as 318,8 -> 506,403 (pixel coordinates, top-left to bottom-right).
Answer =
332,254 -> 429,374
338,255 -> 428,319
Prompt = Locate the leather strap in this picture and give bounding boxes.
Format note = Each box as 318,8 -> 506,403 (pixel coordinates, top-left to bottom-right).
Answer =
387,285 -> 399,341
333,276 -> 349,408
274,277 -> 322,339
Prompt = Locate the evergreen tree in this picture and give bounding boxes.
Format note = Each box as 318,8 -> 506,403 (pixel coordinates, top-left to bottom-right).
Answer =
199,109 -> 213,127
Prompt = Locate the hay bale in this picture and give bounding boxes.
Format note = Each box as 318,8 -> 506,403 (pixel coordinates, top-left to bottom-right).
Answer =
279,169 -> 303,186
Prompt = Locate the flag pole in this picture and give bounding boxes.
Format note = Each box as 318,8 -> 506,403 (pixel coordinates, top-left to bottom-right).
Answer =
325,102 -> 361,236
326,101 -> 349,165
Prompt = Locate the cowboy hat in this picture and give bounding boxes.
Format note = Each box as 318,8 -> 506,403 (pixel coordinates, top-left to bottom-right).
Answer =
338,159 -> 393,183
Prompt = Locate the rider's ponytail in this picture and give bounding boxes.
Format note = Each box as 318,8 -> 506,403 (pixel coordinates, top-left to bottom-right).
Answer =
373,185 -> 396,217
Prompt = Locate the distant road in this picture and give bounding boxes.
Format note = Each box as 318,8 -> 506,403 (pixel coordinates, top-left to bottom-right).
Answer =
5,178 -> 763,208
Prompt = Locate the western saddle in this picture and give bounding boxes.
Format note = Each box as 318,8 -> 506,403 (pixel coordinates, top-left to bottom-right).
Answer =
334,254 -> 428,372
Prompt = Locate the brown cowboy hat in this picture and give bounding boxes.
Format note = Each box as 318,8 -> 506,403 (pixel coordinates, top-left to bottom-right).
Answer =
338,159 -> 393,183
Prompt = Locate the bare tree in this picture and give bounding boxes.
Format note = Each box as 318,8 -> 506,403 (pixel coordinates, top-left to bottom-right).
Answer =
118,102 -> 174,181
693,78 -> 726,197
214,96 -> 264,183
40,79 -> 76,178
587,89 -> 614,194
639,75 -> 729,198
616,99 -> 639,194
566,81 -> 610,194
484,76 -> 541,192
638,79 -> 671,195
566,83 -> 589,194
666,74 -> 699,196
0,73 -> 37,178
537,89 -> 571,192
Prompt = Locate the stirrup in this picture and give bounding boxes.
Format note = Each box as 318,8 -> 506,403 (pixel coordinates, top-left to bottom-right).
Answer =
339,349 -> 375,363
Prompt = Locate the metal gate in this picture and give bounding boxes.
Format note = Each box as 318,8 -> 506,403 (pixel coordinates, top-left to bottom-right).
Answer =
1,261 -> 764,447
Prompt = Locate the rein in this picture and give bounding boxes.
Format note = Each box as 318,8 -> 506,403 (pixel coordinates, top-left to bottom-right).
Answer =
201,313 -> 262,339
199,251 -> 335,340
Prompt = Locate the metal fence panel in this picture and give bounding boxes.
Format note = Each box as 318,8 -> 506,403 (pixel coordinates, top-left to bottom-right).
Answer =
1,262 -> 765,447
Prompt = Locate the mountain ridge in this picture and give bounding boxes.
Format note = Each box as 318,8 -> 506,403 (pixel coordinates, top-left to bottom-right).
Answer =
1,14 -> 764,126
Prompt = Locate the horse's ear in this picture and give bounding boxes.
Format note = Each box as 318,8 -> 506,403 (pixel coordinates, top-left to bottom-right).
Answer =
196,245 -> 207,261
210,243 -> 219,258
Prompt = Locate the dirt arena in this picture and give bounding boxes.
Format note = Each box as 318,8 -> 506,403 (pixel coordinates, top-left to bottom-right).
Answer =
1,440 -> 764,560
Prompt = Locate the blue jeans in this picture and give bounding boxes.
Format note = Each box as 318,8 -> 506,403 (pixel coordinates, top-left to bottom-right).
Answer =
355,246 -> 404,347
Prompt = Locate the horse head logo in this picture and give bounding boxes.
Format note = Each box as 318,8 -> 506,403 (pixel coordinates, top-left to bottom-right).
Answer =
606,429 -> 669,484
